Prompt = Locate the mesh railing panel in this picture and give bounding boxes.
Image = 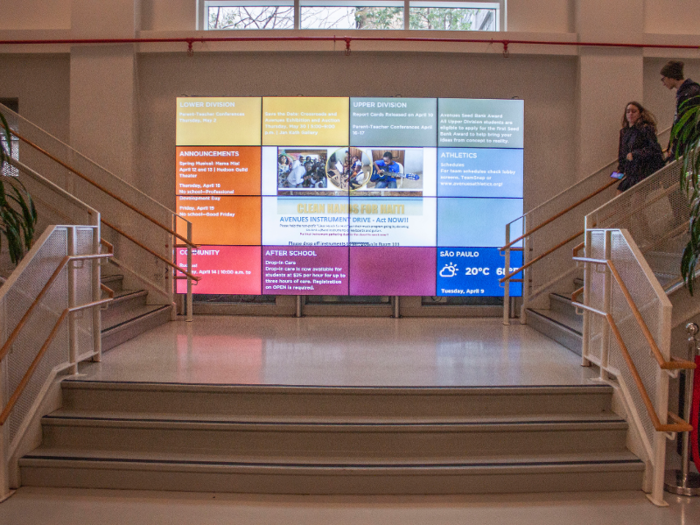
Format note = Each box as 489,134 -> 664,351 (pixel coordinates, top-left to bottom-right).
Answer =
1,104 -> 180,303
587,229 -> 670,463
518,166 -> 617,306
516,127 -> 671,305
1,228 -> 68,443
1,226 -> 100,446
587,160 -> 689,289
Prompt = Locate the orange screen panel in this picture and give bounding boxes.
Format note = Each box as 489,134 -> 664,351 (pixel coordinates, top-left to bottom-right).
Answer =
177,147 -> 261,196
177,196 -> 261,246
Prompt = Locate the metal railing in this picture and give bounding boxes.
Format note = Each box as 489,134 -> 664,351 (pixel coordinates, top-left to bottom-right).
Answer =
586,157 -> 689,292
0,224 -> 110,500
0,104 -> 199,321
575,228 -> 695,506
500,127 -> 672,323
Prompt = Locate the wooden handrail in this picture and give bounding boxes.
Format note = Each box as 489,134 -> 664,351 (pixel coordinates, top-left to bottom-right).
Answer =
500,178 -> 618,251
102,219 -> 200,282
100,238 -> 114,254
4,126 -> 196,249
0,296 -> 113,426
572,242 -> 585,258
606,313 -> 693,433
572,298 -> 693,433
0,254 -> 112,363
0,311 -> 67,425
573,257 -> 696,372
500,229 -> 584,283
100,283 -> 115,299
571,287 -> 584,303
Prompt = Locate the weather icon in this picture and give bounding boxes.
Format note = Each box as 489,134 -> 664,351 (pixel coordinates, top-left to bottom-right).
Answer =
439,262 -> 458,278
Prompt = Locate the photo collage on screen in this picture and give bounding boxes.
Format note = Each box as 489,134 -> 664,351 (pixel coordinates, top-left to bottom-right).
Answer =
175,97 -> 523,297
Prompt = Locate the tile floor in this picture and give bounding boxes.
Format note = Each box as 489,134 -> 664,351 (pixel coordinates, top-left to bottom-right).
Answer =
79,316 -> 598,386
1,316 -> 698,523
1,488 -> 699,525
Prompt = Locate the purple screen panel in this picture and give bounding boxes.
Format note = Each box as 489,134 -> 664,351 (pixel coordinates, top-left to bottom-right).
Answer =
262,246 -> 349,295
349,247 -> 436,296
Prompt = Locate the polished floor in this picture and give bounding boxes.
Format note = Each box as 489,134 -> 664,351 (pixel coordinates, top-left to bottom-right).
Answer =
4,317 -> 698,523
1,488 -> 699,525
79,316 -> 597,386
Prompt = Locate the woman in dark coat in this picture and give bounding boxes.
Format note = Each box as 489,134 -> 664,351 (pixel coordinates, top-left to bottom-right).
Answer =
616,101 -> 665,194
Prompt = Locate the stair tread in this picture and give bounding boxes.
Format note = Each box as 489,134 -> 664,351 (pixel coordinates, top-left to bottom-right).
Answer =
102,304 -> 170,332
529,308 -> 582,334
21,448 -> 644,468
45,410 -> 624,426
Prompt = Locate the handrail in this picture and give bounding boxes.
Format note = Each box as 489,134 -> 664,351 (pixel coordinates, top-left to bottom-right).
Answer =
500,229 -> 584,282
100,283 -> 115,299
572,300 -> 692,433
0,297 -> 112,425
102,219 -> 200,282
573,255 -> 697,371
501,178 -> 618,251
100,238 -> 114,255
1,125 -> 196,249
0,254 -> 112,363
503,125 -> 673,234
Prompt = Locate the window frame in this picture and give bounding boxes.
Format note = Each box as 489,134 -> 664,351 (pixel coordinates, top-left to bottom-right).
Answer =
198,1 -> 505,31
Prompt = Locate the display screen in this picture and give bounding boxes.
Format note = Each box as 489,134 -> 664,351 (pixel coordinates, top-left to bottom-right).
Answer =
176,97 -> 523,297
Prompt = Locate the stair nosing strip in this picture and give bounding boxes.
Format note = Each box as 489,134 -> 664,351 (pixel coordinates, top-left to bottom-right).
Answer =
20,455 -> 645,469
60,380 -> 611,392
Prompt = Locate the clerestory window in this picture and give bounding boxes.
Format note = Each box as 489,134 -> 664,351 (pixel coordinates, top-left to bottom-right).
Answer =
199,1 -> 503,31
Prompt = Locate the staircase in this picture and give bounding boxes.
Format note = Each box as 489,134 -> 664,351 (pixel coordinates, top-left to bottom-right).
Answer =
526,277 -> 584,356
19,380 -> 644,494
100,274 -> 172,352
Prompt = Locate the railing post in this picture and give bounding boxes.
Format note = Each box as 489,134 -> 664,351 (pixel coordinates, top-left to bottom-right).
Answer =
519,215 -> 528,324
92,217 -> 102,362
664,323 -> 700,496
581,228 -> 591,366
186,222 -> 193,323
67,227 -> 78,375
600,230 -> 612,381
503,223 -> 511,325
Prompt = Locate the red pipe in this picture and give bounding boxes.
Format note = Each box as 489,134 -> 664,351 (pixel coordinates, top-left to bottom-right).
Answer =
0,35 -> 698,53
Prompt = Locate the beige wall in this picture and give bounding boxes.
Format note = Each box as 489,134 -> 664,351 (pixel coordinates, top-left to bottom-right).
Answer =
136,52 -> 577,211
0,56 -> 70,141
645,0 -> 700,35
508,0 -> 574,33
1,0 -> 699,213
0,0 -> 71,30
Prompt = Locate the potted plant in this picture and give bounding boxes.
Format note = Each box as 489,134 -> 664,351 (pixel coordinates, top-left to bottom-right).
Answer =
0,111 -> 37,265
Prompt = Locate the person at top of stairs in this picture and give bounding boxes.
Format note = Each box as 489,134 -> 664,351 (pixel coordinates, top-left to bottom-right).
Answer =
615,101 -> 664,195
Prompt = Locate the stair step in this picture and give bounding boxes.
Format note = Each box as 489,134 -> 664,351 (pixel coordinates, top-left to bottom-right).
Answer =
46,410 -> 624,426
38,415 -> 628,458
101,290 -> 148,328
101,304 -> 172,352
526,309 -> 582,356
100,274 -> 124,294
60,382 -> 615,418
549,292 -> 581,321
19,451 -> 644,494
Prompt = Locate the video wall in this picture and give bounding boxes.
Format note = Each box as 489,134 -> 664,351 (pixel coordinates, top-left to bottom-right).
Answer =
175,97 -> 523,297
